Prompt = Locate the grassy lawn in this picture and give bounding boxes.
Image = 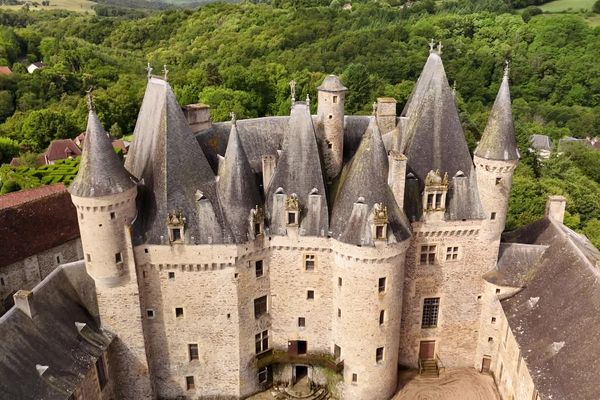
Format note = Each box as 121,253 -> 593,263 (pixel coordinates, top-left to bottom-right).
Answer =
539,0 -> 595,12
0,0 -> 95,13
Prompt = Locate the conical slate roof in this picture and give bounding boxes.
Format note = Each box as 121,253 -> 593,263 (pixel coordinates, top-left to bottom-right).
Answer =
265,102 -> 328,236
125,77 -> 228,244
69,108 -> 135,198
400,51 -> 474,185
474,73 -> 519,161
317,75 -> 347,92
331,117 -> 411,246
217,120 -> 261,243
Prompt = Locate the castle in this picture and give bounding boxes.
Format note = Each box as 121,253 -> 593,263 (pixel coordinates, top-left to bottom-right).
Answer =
0,44 -> 586,400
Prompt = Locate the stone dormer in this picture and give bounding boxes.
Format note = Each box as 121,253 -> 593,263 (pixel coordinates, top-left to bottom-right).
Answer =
167,211 -> 186,244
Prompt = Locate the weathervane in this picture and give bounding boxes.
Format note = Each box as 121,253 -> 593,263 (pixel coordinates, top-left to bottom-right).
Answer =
86,87 -> 95,112
289,79 -> 296,105
452,81 -> 457,97
429,38 -> 435,53
230,111 -> 236,124
145,62 -> 153,79
163,64 -> 169,81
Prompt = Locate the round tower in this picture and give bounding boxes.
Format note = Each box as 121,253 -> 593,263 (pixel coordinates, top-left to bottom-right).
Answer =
317,75 -> 346,181
474,67 -> 519,242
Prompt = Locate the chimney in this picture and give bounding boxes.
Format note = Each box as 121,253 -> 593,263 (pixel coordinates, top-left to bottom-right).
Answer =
388,150 -> 407,210
261,154 -> 277,195
545,195 -> 567,224
376,97 -> 397,134
13,290 -> 35,318
182,104 -> 211,134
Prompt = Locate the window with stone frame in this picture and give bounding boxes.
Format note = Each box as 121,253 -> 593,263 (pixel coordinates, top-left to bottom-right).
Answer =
375,347 -> 384,363
186,376 -> 195,390
419,245 -> 437,265
378,277 -> 386,293
304,254 -> 316,271
298,317 -> 305,327
445,246 -> 459,261
255,260 -> 264,278
258,366 -> 269,384
254,295 -> 268,318
421,297 -> 440,328
188,344 -> 199,361
255,330 -> 269,354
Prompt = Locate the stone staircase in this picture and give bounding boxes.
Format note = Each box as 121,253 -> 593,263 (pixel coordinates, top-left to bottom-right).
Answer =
420,358 -> 439,378
272,385 -> 330,400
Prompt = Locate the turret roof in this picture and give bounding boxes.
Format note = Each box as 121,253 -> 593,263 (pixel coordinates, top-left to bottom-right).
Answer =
217,119 -> 261,243
474,72 -> 519,161
125,77 -> 228,244
331,117 -> 411,245
69,107 -> 135,198
317,75 -> 347,92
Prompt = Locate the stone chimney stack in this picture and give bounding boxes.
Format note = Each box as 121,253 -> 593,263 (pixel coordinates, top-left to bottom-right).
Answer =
261,154 -> 277,195
182,103 -> 211,134
14,290 -> 34,318
376,97 -> 397,134
388,150 -> 407,210
545,195 -> 567,224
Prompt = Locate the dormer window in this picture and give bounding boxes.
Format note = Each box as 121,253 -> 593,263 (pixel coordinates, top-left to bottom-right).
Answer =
285,194 -> 300,227
372,203 -> 388,241
167,211 -> 186,244
250,206 -> 265,238
423,169 -> 448,212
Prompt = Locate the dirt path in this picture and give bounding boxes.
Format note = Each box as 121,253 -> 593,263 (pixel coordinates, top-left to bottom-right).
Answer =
393,368 -> 500,400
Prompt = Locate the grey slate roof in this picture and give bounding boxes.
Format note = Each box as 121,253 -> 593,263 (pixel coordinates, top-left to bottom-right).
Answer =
69,109 -> 135,198
474,74 -> 519,161
317,75 -> 347,92
529,134 -> 553,151
444,169 -> 485,221
0,261 -> 113,400
217,121 -> 261,243
125,77 -> 229,244
265,102 -> 328,236
500,218 -> 600,400
331,117 -> 411,245
483,242 -> 548,287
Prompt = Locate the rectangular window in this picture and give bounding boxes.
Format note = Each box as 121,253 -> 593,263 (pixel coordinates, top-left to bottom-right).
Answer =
169,271 -> 175,280
307,290 -> 315,300
186,376 -> 195,390
338,277 -> 342,287
86,254 -> 91,262
421,297 -> 440,328
255,330 -> 269,354
258,366 -> 269,384
352,373 -> 358,383
445,246 -> 459,261
297,340 -> 307,354
254,222 -> 262,236
298,317 -> 305,327
435,193 -> 442,209
376,347 -> 384,363
427,193 -> 434,209
334,344 -> 341,360
287,212 -> 297,225
491,317 -> 496,324
175,307 -> 184,318
254,295 -> 268,318
96,355 -> 107,390
304,254 -> 315,271
379,310 -> 385,325
188,344 -> 199,361
55,255 -> 61,264
146,309 -> 155,319
110,211 -> 116,220
255,260 -> 264,278
495,177 -> 502,185
375,225 -> 385,239
338,308 -> 341,318
171,227 -> 182,242
378,277 -> 386,293
333,95 -> 338,104
115,252 -> 122,263
491,212 -> 497,220
419,245 -> 436,265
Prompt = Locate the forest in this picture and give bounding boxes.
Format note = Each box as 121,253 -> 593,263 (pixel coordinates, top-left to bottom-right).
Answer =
0,0 -> 599,246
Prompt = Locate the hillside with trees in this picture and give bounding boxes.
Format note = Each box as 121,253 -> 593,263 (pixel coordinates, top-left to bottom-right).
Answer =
0,1 -> 599,246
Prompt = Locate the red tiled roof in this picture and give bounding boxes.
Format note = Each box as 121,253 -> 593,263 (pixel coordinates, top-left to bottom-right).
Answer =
0,66 -> 12,75
0,184 -> 80,268
44,139 -> 82,162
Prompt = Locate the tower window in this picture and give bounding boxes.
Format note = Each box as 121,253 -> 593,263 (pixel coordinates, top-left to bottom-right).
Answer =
445,246 -> 459,261
254,295 -> 268,318
421,297 -> 440,328
488,337 -> 494,343
338,277 -> 342,287
338,308 -> 341,318
185,376 -> 195,390
188,344 -> 199,360
326,140 -> 332,149
491,212 -> 497,220
375,225 -> 386,239
334,344 -> 341,360
169,271 -> 175,279
146,309 -> 155,319
171,227 -> 182,242
304,254 -> 316,271
378,277 -> 386,293
110,212 -> 116,220
55,255 -> 61,264
307,290 -> 315,300
176,307 -> 184,318
287,212 -> 297,225
379,310 -> 385,325
491,317 -> 496,324
495,177 -> 502,185
255,330 -> 269,354
298,317 -> 305,327
352,373 -> 358,383
86,254 -> 91,262
255,260 -> 264,278
115,252 -> 122,263
419,245 -> 437,265
333,95 -> 338,104
376,347 -> 384,363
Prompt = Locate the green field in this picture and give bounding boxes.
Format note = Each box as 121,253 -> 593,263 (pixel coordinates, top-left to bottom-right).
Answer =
0,0 -> 95,13
539,0 -> 595,12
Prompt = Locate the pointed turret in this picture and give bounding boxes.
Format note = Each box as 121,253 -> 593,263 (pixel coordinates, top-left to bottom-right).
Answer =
218,114 -> 261,243
69,103 -> 135,198
474,69 -> 519,161
331,117 -> 410,246
125,77 -> 228,244
265,101 -> 328,236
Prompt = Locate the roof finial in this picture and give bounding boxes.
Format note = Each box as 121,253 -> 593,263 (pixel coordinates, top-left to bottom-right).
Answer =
85,87 -> 95,112
504,59 -> 510,79
429,38 -> 435,53
230,111 -> 236,125
145,62 -> 153,79
289,79 -> 296,105
437,41 -> 443,55
163,64 -> 169,81
306,93 -> 310,107
372,101 -> 377,116
452,81 -> 457,97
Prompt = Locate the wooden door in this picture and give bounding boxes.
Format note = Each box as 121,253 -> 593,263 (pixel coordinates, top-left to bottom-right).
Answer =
481,356 -> 491,373
419,340 -> 435,360
288,340 -> 298,355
